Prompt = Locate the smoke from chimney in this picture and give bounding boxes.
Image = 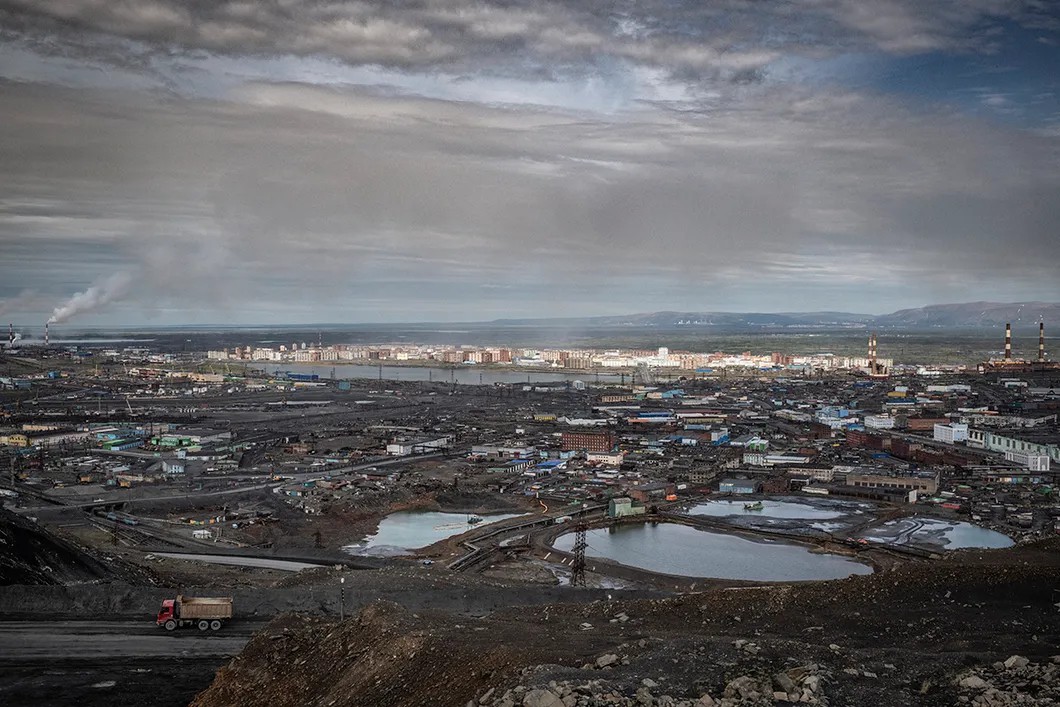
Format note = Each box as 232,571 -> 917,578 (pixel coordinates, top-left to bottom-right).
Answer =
47,272 -> 133,325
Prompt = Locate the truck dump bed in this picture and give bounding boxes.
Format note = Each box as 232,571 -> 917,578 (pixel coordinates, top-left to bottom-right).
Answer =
177,596 -> 233,620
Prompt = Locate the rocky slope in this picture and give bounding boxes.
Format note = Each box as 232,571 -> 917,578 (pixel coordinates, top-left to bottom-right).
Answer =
192,543 -> 1060,707
0,508 -> 117,585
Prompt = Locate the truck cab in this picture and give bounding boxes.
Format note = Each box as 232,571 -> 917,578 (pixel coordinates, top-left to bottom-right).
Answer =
156,599 -> 177,627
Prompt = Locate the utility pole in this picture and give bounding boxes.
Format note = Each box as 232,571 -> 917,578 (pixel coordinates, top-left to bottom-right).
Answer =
339,577 -> 346,621
570,523 -> 587,587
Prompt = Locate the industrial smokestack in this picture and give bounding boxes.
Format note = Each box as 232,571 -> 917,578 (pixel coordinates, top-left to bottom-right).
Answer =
1041,322 -> 1046,363
7,323 -> 12,346
1005,322 -> 1011,361
44,322 -> 49,347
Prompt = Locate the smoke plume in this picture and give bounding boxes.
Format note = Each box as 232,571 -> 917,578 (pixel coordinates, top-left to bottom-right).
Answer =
47,272 -> 134,324
0,289 -> 44,318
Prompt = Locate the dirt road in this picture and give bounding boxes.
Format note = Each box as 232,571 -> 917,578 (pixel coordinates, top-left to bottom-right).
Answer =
0,619 -> 260,707
153,552 -> 330,572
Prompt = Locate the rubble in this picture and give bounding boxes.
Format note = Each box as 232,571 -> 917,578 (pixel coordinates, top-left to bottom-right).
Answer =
953,657 -> 1060,706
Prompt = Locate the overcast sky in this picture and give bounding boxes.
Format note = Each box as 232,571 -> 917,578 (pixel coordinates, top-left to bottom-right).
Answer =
1,0 -> 1058,326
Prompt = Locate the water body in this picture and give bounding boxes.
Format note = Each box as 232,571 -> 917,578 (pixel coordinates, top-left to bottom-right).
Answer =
688,499 -> 850,520
863,517 -> 1013,550
259,362 -> 626,386
553,523 -> 872,581
343,510 -> 522,556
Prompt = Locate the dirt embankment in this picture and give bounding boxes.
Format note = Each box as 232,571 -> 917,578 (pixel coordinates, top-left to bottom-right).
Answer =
192,542 -> 1060,707
0,508 -> 153,586
237,490 -> 531,553
0,563 -> 664,621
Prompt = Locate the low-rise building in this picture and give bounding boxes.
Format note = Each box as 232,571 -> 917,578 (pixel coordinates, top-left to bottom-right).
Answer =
968,429 -> 1060,463
718,478 -> 759,494
608,497 -> 647,519
933,423 -> 969,444
386,435 -> 452,456
846,470 -> 938,496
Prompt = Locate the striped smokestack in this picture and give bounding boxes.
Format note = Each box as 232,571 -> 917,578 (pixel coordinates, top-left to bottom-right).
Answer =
1004,322 -> 1011,361
44,322 -> 49,347
1041,322 -> 1046,362
7,323 -> 12,346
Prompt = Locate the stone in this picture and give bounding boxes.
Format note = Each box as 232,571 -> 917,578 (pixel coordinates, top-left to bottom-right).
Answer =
1004,656 -> 1029,670
723,676 -> 760,701
774,672 -> 797,694
596,654 -> 619,669
481,688 -> 496,703
635,687 -> 655,705
523,689 -> 563,707
695,696 -> 716,707
642,679 -> 659,689
773,692 -> 789,701
959,676 -> 989,690
802,676 -> 822,693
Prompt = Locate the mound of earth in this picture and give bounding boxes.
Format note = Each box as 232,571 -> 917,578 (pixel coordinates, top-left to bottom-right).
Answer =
192,542 -> 1060,707
0,508 -> 115,585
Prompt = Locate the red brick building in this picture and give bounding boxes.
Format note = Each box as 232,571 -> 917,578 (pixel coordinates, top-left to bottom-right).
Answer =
561,431 -> 616,453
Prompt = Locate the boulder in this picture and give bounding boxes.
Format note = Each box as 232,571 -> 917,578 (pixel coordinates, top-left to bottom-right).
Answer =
595,654 -> 619,669
522,689 -> 563,707
958,675 -> 988,690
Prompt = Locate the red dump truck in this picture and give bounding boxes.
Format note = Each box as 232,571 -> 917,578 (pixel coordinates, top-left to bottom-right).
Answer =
156,595 -> 233,631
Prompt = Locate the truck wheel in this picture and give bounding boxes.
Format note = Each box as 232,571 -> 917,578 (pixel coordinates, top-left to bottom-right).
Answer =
164,620 -> 177,631
210,620 -> 222,631
197,620 -> 209,631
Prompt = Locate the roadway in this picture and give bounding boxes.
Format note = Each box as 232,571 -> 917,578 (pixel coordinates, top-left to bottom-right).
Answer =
154,552 -> 330,572
0,619 -> 261,707
12,449 -> 457,514
0,619 -> 258,660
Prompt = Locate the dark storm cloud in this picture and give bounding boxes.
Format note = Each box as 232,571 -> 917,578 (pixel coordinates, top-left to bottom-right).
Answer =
1,76 -> 1057,323
2,0 -> 1055,80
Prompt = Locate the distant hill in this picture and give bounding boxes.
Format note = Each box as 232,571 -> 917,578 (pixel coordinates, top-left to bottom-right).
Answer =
872,302 -> 1060,328
489,302 -> 1060,330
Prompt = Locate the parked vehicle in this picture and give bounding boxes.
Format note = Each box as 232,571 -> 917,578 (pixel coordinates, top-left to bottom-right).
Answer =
156,595 -> 233,631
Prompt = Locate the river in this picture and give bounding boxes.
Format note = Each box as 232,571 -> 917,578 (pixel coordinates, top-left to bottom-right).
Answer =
258,362 -> 627,386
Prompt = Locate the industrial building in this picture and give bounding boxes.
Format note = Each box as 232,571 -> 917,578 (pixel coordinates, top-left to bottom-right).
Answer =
560,431 -> 616,453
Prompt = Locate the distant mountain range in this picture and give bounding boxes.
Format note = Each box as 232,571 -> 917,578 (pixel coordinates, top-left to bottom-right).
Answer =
490,302 -> 1060,330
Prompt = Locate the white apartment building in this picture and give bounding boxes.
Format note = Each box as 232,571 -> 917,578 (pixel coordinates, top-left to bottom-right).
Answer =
968,429 -> 1060,463
864,415 -> 896,429
933,423 -> 969,444
1004,450 -> 1051,471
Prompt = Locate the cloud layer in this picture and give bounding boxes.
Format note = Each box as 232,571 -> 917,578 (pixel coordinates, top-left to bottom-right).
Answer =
0,1 -> 1058,324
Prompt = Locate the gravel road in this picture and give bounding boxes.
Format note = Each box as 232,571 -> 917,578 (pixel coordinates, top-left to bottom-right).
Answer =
0,619 -> 261,707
